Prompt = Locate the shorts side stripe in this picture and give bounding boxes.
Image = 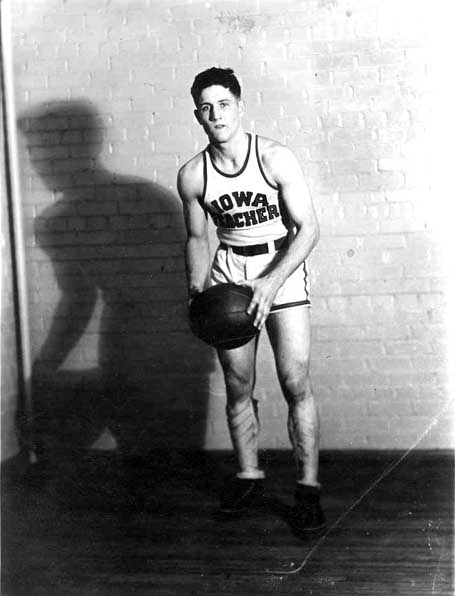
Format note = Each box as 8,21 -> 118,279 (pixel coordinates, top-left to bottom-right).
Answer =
270,299 -> 311,312
302,260 -> 309,302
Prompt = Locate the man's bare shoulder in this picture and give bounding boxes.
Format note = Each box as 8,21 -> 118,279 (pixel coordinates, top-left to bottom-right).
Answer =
257,135 -> 294,161
178,151 -> 205,195
257,135 -> 300,183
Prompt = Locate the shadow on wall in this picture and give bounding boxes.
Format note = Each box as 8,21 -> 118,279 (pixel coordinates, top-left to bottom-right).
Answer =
17,99 -> 215,459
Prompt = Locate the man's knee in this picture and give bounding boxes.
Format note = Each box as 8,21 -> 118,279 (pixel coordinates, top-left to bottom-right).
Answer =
223,365 -> 254,400
278,361 -> 312,403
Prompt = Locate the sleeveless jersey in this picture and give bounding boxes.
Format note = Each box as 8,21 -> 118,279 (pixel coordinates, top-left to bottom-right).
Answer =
201,133 -> 290,246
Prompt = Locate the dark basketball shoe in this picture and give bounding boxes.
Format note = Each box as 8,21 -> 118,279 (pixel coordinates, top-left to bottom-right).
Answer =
216,477 -> 265,517
291,484 -> 326,536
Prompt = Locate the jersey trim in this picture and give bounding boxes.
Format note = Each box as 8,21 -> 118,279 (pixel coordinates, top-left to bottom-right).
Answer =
200,150 -> 208,207
255,135 -> 279,191
208,133 -> 252,178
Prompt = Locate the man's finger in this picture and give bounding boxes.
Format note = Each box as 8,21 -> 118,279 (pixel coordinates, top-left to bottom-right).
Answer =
247,296 -> 258,315
253,300 -> 269,328
246,286 -> 258,315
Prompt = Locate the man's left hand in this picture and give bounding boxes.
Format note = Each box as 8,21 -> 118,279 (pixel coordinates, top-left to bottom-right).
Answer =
241,277 -> 280,330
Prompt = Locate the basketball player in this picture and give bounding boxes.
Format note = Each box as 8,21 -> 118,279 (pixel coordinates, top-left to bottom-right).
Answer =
177,67 -> 325,534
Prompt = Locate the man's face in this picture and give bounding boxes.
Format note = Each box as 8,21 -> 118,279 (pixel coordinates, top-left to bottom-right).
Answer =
194,85 -> 244,143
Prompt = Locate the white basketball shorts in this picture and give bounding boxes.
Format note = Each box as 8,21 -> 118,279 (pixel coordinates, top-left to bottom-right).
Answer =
210,241 -> 310,313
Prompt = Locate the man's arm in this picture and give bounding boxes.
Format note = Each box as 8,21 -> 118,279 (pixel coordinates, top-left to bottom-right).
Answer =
246,141 -> 320,328
177,158 -> 211,302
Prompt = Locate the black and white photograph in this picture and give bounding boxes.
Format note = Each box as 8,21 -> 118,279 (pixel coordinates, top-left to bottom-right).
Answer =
1,1 -> 453,594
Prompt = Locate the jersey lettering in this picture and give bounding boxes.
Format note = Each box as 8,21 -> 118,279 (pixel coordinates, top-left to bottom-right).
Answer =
243,210 -> 258,227
208,191 -> 281,229
256,207 -> 267,223
219,194 -> 233,210
232,191 -> 253,207
210,204 -> 281,229
203,134 -> 289,241
210,191 -> 270,214
251,193 -> 268,208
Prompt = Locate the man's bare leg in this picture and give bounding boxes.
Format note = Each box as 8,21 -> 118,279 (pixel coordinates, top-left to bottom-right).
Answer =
217,335 -> 263,479
267,306 -> 325,533
216,336 -> 265,514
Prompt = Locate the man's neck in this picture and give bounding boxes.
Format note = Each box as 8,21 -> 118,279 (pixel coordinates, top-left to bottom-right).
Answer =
209,130 -> 249,172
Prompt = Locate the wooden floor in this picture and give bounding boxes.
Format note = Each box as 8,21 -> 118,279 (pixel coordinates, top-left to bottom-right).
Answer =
2,449 -> 453,596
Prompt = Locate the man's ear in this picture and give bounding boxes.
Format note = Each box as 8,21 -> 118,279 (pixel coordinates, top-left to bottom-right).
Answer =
194,109 -> 202,124
239,99 -> 246,117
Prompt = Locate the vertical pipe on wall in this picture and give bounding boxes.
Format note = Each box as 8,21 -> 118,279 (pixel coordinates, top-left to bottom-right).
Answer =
1,0 -> 36,462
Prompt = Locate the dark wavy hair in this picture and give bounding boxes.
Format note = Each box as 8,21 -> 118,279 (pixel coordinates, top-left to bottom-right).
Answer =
190,67 -> 241,105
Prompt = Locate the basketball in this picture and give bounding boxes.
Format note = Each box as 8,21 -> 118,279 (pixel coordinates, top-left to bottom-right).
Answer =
189,283 -> 259,350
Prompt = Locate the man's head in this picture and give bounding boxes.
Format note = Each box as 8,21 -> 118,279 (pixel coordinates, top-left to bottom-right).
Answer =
190,67 -> 241,106
191,67 -> 245,144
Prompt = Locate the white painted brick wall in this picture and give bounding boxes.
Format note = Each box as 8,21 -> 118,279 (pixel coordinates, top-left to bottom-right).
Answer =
9,0 -> 452,454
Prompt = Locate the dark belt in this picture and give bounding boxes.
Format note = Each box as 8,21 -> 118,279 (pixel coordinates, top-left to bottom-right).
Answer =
220,236 -> 288,257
